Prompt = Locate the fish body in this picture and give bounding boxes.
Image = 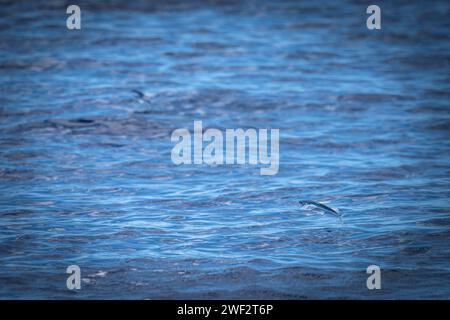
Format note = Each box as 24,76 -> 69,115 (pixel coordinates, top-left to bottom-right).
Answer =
298,200 -> 341,217
132,89 -> 146,99
132,90 -> 156,102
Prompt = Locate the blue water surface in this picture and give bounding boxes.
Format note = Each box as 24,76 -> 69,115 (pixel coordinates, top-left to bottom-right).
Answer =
0,0 -> 449,299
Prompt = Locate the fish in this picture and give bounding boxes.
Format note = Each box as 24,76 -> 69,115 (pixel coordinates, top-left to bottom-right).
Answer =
298,200 -> 341,217
132,89 -> 146,99
132,90 -> 156,103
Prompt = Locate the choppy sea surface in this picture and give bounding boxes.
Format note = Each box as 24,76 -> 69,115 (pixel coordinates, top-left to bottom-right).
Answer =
0,0 -> 449,299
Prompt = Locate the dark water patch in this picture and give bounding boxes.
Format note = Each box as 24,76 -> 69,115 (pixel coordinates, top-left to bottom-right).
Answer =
401,246 -> 432,256
337,93 -> 414,103
418,218 -> 450,227
190,41 -> 236,50
426,120 -> 450,131
1,209 -> 35,217
285,51 -> 338,60
93,36 -> 165,46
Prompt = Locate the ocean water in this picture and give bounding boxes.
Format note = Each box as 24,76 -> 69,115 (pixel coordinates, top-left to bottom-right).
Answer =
0,0 -> 449,299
